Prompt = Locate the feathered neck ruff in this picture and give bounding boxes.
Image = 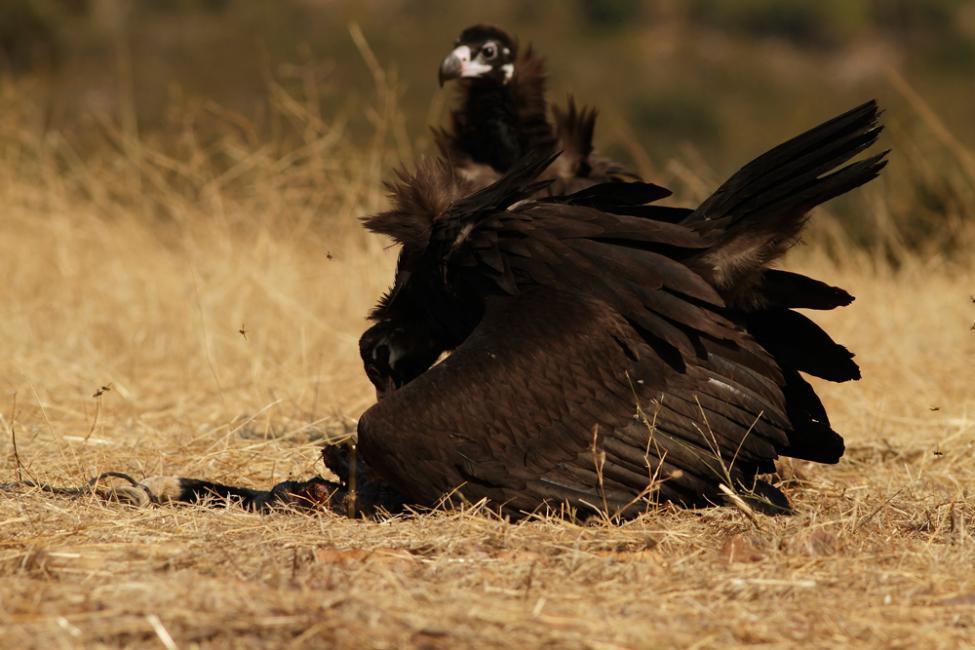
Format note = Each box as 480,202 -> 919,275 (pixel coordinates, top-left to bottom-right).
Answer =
362,158 -> 474,251
446,46 -> 556,172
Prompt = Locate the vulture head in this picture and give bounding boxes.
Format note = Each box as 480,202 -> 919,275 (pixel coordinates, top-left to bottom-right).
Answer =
359,157 -> 485,400
439,25 -> 517,87
359,319 -> 441,400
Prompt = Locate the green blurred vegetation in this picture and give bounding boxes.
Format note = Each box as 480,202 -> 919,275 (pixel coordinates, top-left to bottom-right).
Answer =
3,0 -> 974,157
2,0 -> 975,256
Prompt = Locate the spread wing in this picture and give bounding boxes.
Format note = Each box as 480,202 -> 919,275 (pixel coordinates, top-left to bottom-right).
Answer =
358,288 -> 793,517
359,158 -> 797,515
360,103 -> 885,515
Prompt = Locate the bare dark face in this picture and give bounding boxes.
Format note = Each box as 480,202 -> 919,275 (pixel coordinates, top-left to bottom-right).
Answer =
438,25 -> 516,87
359,320 -> 442,401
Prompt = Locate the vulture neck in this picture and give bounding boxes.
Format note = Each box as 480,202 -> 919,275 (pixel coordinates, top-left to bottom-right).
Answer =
452,54 -> 555,172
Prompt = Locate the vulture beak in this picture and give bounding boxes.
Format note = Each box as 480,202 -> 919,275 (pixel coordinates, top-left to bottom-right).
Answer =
438,50 -> 464,87
439,45 -> 493,86
375,375 -> 397,401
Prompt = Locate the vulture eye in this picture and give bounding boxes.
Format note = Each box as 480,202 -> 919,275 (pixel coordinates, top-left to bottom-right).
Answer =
481,44 -> 497,60
373,343 -> 390,365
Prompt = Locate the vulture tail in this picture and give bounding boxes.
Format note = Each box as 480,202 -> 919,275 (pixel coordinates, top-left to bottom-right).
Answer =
688,100 -> 887,296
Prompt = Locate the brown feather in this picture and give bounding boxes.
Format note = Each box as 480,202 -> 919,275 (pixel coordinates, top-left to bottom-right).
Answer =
357,102 -> 886,518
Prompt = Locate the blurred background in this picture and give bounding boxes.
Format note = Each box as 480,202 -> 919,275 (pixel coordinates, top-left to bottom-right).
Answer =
4,0 -> 975,252
4,0 -> 975,150
4,1 -> 974,144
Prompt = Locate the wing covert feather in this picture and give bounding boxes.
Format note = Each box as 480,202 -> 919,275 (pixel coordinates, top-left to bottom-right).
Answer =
358,290 -> 795,516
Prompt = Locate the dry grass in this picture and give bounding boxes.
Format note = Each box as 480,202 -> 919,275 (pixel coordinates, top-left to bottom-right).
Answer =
1,82 -> 974,649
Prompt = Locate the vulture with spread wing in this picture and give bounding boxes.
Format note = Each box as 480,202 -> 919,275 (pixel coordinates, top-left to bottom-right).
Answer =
436,24 -> 635,193
357,101 -> 886,518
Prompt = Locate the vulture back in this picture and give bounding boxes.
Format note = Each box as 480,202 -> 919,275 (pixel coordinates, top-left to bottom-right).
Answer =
357,101 -> 885,518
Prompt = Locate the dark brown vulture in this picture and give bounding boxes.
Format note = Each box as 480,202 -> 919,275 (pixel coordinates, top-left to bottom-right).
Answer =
435,24 -> 635,194
356,100 -> 886,519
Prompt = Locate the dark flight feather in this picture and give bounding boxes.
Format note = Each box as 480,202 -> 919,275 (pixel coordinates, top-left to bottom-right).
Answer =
685,100 -> 885,306
357,102 -> 886,518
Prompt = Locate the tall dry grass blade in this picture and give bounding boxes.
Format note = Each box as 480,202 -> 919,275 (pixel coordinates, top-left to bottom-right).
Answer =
884,66 -> 975,184
718,483 -> 761,529
6,391 -> 23,482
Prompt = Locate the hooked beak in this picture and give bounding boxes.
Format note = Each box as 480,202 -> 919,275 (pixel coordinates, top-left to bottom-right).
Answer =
375,374 -> 397,401
438,52 -> 463,87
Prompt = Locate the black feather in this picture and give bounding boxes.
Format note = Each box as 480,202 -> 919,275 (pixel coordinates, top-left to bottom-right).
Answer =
762,270 -> 854,310
355,101 -> 886,519
745,308 -> 861,382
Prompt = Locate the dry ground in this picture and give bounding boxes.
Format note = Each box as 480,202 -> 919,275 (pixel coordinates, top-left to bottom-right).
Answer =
1,94 -> 974,649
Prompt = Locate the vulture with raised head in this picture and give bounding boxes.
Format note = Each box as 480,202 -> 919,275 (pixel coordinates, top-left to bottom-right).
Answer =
436,24 -> 636,193
356,101 -> 886,519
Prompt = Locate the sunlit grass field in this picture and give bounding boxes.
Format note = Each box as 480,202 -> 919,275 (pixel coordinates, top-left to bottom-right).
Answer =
1,73 -> 974,648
